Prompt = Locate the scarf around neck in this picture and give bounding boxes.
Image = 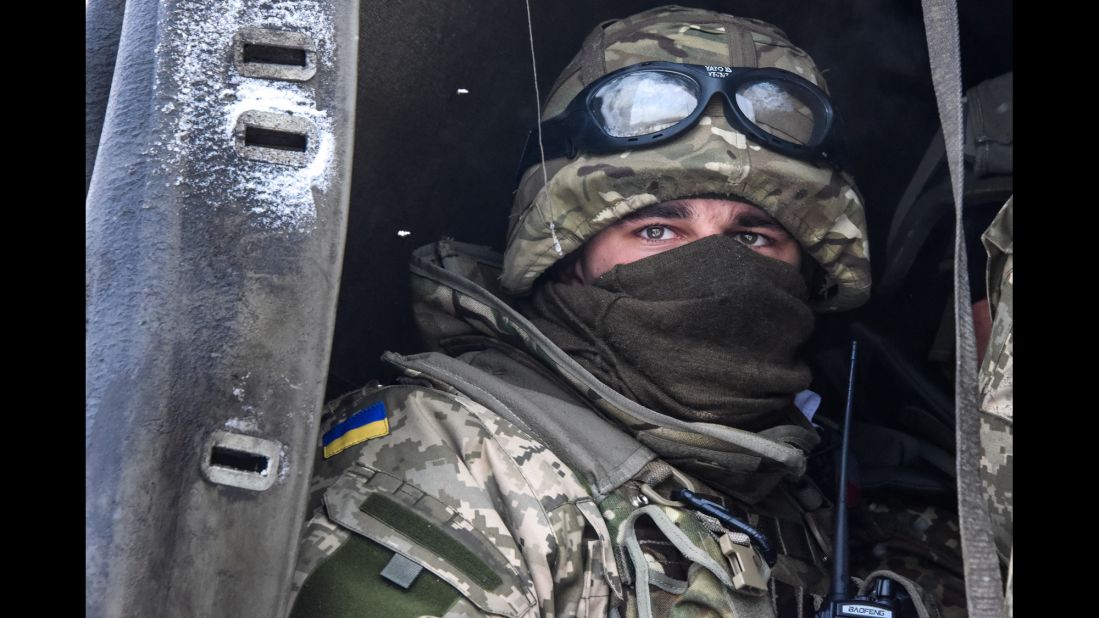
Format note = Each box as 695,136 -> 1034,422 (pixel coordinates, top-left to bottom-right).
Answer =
524,234 -> 815,433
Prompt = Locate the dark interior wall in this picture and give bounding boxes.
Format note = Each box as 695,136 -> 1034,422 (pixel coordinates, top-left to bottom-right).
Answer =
325,0 -> 1012,398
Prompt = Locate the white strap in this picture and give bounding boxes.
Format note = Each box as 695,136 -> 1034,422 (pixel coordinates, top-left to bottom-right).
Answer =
919,0 -> 1006,615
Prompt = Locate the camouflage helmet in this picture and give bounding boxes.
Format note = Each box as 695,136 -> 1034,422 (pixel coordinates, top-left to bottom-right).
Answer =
502,5 -> 871,311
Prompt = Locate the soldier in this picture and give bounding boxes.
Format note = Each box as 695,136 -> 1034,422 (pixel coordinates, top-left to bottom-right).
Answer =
289,6 -> 956,617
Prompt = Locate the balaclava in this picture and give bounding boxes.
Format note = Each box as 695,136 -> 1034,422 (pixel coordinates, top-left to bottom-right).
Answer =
526,234 -> 815,432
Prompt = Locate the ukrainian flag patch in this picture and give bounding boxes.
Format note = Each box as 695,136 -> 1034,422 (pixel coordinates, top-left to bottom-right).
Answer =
322,401 -> 390,459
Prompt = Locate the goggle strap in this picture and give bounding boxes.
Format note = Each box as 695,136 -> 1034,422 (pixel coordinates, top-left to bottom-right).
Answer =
516,120 -> 572,180
578,23 -> 608,87
515,130 -> 537,181
725,23 -> 759,69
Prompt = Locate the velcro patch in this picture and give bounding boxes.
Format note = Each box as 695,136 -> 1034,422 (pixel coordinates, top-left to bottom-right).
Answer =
322,402 -> 390,458
380,552 -> 423,589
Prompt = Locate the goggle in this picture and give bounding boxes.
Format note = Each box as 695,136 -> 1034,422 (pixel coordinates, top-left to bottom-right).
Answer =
517,61 -> 840,178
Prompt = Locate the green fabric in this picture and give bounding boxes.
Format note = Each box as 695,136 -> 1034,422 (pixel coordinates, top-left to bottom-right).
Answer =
621,505 -> 776,618
290,534 -> 460,618
524,234 -> 814,433
360,493 -> 503,590
407,239 -> 819,499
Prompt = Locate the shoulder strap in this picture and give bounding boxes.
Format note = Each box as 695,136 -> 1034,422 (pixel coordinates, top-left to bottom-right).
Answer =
382,349 -> 656,499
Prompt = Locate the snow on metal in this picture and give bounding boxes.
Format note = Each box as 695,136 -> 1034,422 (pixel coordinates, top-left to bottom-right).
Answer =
154,0 -> 337,232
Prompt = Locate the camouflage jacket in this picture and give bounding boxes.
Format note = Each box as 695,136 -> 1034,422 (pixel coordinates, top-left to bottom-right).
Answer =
288,241 -> 941,618
978,196 -> 1013,615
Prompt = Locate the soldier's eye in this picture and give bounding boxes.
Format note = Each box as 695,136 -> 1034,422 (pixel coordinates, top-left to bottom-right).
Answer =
639,225 -> 676,241
735,232 -> 768,247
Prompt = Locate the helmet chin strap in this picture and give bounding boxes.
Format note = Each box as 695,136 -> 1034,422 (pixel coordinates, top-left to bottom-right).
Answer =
523,0 -> 564,256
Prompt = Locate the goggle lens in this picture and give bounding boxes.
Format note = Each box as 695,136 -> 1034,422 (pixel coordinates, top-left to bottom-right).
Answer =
590,69 -> 823,147
734,79 -> 820,146
591,71 -> 700,137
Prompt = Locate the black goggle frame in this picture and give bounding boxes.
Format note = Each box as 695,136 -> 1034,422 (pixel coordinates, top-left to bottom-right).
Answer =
517,61 -> 839,179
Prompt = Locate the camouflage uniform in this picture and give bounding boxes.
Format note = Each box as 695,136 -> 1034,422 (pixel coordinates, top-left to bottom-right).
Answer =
290,240 -> 842,617
848,499 -> 967,618
977,197 -> 1013,615
289,7 -> 955,617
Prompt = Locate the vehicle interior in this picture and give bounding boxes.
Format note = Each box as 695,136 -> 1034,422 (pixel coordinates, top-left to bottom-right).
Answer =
326,0 -> 1013,398
86,0 -> 1012,615
328,0 -> 1012,511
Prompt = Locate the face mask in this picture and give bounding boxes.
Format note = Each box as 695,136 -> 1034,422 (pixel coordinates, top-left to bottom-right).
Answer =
525,234 -> 814,432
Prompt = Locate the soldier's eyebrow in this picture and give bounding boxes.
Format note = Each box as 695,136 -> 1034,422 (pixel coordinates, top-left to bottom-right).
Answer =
618,202 -> 694,223
733,212 -> 784,229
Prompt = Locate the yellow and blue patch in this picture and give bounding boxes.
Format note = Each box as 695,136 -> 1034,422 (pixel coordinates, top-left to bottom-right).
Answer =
322,401 -> 390,459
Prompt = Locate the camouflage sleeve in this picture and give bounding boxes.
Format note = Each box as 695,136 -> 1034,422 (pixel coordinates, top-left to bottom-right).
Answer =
288,383 -> 619,618
850,499 -> 967,618
978,196 -> 1013,614
849,198 -> 1013,618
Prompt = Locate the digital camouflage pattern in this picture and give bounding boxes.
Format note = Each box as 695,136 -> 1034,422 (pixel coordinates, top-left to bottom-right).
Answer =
504,6 -> 871,311
978,196 -> 1013,614
291,383 -> 620,617
849,499 -> 965,618
290,378 -> 827,618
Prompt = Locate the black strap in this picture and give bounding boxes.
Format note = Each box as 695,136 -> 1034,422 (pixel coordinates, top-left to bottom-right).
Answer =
719,501 -> 824,569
